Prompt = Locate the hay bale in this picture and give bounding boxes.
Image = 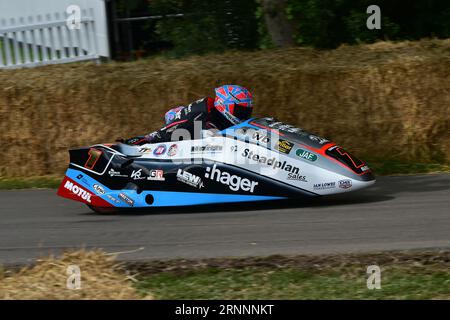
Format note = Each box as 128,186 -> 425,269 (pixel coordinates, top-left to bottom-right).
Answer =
0,39 -> 449,176
0,249 -> 149,300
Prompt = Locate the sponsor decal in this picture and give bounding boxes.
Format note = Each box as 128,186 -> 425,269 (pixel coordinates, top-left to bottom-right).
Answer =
153,144 -> 167,156
255,119 -> 330,144
252,131 -> 270,144
118,193 -> 134,206
242,149 -> 300,174
64,180 -> 92,203
106,194 -> 120,204
191,145 -> 223,154
205,164 -> 258,193
126,137 -> 142,145
313,182 -> 336,190
296,148 -> 318,162
75,173 -> 90,186
93,184 -> 105,195
173,103 -> 194,121
339,179 -> 352,189
276,139 -> 294,154
309,134 -> 329,145
131,169 -> 146,180
168,144 -> 178,157
177,169 -> 204,189
131,169 -> 166,181
215,106 -> 240,125
174,109 -> 183,120
108,168 -> 127,178
236,128 -> 270,144
138,147 -> 152,153
183,105 -> 192,115
147,170 -> 165,181
265,120 -> 303,134
287,173 -> 307,182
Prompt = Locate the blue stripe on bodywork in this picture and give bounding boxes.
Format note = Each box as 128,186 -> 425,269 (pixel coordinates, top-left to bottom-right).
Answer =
219,118 -> 259,139
143,190 -> 285,206
65,168 -> 285,207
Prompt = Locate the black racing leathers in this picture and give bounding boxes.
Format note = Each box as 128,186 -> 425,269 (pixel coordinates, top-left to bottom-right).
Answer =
124,97 -> 235,145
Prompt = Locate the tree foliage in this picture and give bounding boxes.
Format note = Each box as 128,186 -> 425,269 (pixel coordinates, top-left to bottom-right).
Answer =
287,0 -> 450,48
148,0 -> 260,57
142,0 -> 450,55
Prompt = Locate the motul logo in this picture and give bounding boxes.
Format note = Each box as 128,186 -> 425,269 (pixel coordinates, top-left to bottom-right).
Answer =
64,180 -> 92,203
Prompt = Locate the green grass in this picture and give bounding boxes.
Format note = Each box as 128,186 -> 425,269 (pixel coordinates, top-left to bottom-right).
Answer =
366,159 -> 450,176
134,255 -> 450,300
0,176 -> 62,190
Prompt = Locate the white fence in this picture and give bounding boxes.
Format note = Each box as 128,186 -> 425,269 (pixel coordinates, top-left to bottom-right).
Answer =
0,8 -> 100,69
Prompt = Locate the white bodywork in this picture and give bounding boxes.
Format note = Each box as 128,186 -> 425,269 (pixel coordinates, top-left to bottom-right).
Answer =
121,136 -> 375,196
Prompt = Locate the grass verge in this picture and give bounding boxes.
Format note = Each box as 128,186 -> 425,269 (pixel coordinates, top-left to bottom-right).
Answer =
366,160 -> 450,176
1,250 -> 448,299
0,175 -> 62,190
132,251 -> 450,300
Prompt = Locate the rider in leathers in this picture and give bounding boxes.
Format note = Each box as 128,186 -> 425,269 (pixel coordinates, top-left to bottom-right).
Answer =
122,85 -> 253,145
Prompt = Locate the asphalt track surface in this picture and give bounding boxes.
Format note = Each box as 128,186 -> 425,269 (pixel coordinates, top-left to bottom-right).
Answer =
1,174 -> 449,264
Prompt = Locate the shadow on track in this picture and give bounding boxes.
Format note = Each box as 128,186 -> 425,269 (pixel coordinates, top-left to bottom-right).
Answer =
84,173 -> 450,216
88,189 -> 392,216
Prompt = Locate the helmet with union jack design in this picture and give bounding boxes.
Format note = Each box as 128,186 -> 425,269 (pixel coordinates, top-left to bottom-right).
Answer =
214,85 -> 253,123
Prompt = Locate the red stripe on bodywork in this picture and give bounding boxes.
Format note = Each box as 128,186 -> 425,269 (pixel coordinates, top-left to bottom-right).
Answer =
57,176 -> 113,207
164,119 -> 188,129
336,147 -> 365,169
251,122 -> 287,137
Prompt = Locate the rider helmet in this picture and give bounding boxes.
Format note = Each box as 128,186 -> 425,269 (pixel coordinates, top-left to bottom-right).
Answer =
214,85 -> 253,123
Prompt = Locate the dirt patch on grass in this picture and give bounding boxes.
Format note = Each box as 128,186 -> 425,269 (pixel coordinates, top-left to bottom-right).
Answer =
0,39 -> 449,176
125,249 -> 450,276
